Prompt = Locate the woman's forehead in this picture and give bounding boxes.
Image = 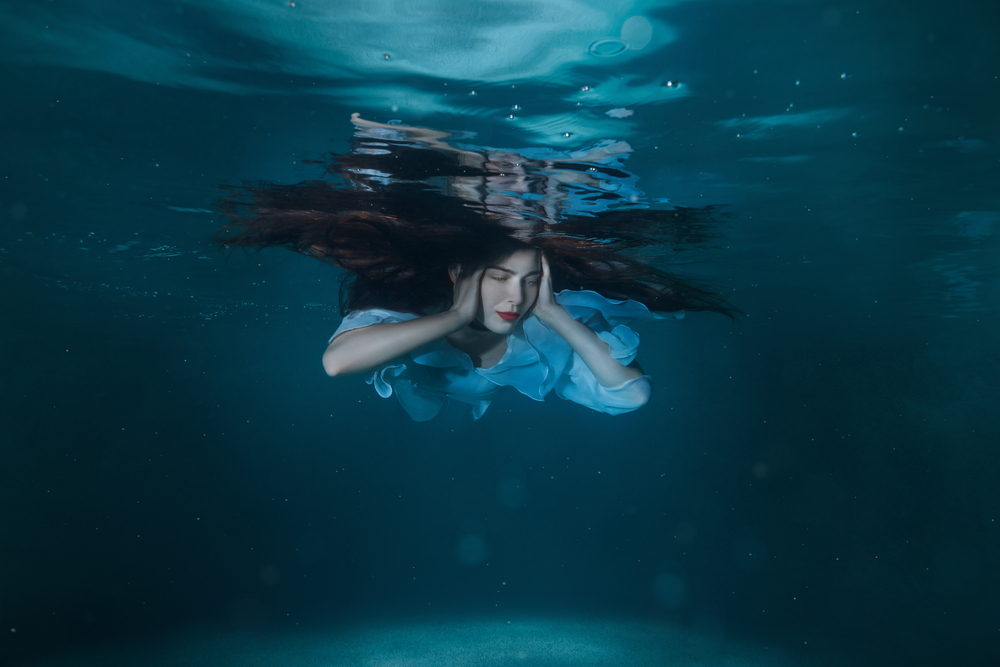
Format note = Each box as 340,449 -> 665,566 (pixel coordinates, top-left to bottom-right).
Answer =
490,248 -> 540,273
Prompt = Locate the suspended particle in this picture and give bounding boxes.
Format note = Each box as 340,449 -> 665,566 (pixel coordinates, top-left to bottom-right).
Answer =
384,54 -> 390,60
795,80 -> 801,85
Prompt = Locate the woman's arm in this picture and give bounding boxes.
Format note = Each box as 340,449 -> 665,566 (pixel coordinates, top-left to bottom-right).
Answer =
322,267 -> 483,376
533,254 -> 649,401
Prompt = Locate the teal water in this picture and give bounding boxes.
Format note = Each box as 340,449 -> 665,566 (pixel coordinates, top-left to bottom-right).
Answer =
2,1 -> 999,665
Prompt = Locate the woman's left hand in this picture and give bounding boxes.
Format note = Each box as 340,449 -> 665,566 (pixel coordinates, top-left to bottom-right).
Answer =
533,251 -> 567,325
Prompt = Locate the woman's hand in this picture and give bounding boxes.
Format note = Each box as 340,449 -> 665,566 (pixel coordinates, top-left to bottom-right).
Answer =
448,265 -> 484,326
533,252 -> 567,326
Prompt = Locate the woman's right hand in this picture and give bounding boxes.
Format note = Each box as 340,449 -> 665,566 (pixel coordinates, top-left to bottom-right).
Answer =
448,265 -> 484,326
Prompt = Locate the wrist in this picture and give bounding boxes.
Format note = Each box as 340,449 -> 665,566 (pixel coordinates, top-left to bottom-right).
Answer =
442,307 -> 475,331
534,302 -> 570,328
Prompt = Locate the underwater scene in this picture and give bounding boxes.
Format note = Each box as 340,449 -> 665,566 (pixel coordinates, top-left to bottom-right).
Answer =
2,1 -> 998,665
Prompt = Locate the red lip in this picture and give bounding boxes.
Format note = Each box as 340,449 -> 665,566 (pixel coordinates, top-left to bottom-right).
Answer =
497,311 -> 520,322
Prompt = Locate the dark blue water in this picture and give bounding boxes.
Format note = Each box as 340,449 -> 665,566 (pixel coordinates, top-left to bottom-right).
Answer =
2,1 -> 999,665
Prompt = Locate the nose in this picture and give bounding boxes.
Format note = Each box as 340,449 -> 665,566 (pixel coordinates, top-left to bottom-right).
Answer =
506,281 -> 524,306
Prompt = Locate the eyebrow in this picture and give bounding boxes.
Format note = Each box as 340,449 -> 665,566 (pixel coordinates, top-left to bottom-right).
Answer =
486,265 -> 542,277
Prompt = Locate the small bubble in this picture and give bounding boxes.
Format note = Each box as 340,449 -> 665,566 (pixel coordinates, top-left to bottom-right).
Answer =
383,53 -> 390,60
511,104 -> 520,111
840,72 -> 850,79
852,132 -> 857,137
581,86 -> 590,92
508,114 -> 515,120
795,79 -> 801,85
898,126 -> 905,132
562,132 -> 572,138
665,81 -> 674,87
469,90 -> 476,96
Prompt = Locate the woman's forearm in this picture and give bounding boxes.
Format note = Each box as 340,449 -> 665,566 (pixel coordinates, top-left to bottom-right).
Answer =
538,307 -> 645,388
323,310 -> 468,376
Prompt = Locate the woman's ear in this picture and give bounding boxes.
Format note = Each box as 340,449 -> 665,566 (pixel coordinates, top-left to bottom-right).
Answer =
447,263 -> 461,285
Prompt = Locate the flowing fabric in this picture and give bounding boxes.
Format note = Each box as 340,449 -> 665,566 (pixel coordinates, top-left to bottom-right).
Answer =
329,290 -> 679,421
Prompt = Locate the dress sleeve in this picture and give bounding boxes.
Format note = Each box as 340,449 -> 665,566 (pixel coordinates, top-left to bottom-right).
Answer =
552,325 -> 652,415
328,309 -> 448,422
328,308 -> 418,343
522,290 -> 677,416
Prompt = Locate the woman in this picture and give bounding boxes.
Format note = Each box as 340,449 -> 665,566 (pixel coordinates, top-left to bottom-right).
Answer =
216,117 -> 733,420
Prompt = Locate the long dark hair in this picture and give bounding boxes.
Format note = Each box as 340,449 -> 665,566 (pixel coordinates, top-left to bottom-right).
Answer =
214,126 -> 736,318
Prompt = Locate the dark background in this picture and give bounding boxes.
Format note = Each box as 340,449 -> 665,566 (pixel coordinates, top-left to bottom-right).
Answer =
2,1 -> 999,665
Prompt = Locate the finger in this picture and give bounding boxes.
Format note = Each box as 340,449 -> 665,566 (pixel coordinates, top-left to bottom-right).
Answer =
540,252 -> 552,279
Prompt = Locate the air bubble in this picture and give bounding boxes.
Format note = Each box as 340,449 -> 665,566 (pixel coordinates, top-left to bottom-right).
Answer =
511,104 -> 520,111
383,54 -> 390,60
581,86 -> 591,92
562,132 -> 572,138
469,91 -> 476,96
508,114 -> 515,120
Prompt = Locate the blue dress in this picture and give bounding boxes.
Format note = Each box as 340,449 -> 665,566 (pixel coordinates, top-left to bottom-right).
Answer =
329,290 -> 679,421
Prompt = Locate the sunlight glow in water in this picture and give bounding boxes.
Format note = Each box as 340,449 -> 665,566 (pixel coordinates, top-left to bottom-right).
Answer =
31,615 -> 808,667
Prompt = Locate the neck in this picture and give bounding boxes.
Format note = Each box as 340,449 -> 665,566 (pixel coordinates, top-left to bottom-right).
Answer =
446,321 -> 507,368
447,321 -> 503,347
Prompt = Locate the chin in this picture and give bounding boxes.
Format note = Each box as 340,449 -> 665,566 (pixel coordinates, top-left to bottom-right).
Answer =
483,317 -> 518,334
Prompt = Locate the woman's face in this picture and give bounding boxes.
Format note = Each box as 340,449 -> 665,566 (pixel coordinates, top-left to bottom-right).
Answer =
476,248 -> 541,334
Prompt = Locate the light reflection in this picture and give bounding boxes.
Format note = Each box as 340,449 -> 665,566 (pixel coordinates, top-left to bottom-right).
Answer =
0,1 -> 688,141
